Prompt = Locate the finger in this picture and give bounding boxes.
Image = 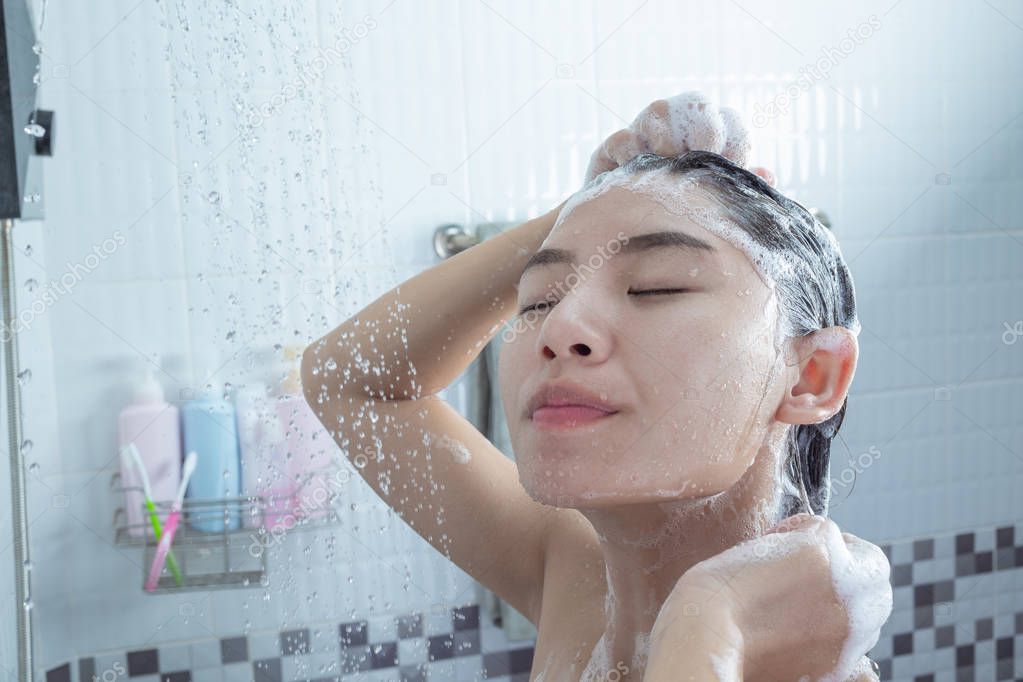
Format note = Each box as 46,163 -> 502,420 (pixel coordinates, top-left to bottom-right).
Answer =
833,536 -> 894,633
605,128 -> 646,167
843,536 -> 892,590
750,166 -> 776,187
765,512 -> 821,535
664,91 -> 727,154
632,100 -> 678,157
584,148 -> 616,184
718,106 -> 751,168
840,656 -> 879,682
821,518 -> 856,566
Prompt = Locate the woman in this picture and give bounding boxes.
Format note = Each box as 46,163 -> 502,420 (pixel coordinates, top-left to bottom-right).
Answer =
301,93 -> 893,681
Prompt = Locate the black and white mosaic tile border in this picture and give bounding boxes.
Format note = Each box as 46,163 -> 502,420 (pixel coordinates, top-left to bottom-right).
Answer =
870,523 -> 1023,681
44,604 -> 532,682
45,523 -> 1023,682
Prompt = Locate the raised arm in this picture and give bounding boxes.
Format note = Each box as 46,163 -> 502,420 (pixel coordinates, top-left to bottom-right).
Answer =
300,200 -> 566,623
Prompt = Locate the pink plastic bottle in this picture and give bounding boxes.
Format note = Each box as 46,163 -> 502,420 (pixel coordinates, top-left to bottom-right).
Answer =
118,365 -> 181,537
277,346 -> 334,524
242,386 -> 296,532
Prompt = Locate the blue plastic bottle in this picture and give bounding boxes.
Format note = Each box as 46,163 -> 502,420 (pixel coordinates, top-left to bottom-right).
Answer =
182,380 -> 241,532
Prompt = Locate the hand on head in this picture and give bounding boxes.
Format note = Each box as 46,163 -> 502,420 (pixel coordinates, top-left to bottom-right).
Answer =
584,91 -> 777,188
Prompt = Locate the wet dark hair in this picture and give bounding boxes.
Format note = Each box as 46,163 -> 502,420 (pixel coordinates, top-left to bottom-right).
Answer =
599,150 -> 859,519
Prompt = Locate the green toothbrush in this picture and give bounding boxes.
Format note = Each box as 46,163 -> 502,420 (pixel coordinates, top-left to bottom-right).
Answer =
124,443 -> 184,586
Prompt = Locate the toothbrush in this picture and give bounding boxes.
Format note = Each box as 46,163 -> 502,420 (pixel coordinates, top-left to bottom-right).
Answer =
144,451 -> 197,592
123,443 -> 183,586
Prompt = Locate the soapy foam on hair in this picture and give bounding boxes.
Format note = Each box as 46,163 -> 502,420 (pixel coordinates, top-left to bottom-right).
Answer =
557,165 -> 787,292
552,165 -> 798,352
553,160 -> 862,344
646,92 -> 750,168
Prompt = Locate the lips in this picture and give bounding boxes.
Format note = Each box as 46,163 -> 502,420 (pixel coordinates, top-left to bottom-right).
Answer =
531,405 -> 617,429
526,380 -> 621,429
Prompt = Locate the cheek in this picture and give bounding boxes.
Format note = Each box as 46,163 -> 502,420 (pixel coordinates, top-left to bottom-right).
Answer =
630,315 -> 780,493
496,340 -> 520,420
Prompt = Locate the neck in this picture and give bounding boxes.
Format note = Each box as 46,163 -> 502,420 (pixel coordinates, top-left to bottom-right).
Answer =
577,431 -> 789,678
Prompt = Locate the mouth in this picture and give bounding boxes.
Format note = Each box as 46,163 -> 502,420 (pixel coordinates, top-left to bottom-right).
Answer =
531,405 -> 619,430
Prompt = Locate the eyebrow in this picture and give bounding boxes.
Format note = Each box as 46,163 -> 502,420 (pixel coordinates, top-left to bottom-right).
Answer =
520,230 -> 718,279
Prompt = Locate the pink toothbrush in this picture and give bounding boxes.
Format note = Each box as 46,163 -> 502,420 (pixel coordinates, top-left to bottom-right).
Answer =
144,451 -> 197,592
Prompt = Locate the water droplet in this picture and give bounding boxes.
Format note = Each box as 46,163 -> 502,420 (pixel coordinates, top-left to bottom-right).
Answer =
207,191 -> 221,204
20,440 -> 33,455
17,369 -> 31,386
24,279 -> 38,292
23,244 -> 32,257
324,358 -> 337,371
225,330 -> 236,342
24,123 -> 46,138
28,462 -> 40,473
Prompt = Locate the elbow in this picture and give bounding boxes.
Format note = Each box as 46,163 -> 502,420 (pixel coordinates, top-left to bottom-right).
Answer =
299,342 -> 320,408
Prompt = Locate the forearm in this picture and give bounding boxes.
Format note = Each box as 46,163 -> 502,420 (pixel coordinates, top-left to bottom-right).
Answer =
303,201 -> 564,401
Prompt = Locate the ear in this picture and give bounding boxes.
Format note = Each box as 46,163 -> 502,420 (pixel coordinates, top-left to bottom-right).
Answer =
775,327 -> 859,426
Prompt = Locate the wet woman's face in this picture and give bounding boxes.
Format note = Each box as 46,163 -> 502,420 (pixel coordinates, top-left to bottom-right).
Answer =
498,179 -> 791,508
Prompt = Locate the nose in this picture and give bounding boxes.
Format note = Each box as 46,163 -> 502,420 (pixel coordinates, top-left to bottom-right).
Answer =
536,293 -> 612,364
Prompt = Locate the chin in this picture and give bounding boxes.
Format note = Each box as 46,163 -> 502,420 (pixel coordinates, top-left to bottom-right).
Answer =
518,465 -> 736,510
518,475 -> 669,509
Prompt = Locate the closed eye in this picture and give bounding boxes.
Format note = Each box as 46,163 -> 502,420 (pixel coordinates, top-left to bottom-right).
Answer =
629,288 -> 689,297
517,288 -> 688,315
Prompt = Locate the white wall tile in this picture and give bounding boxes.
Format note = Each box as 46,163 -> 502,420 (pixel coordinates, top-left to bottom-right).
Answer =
12,0 -> 1023,673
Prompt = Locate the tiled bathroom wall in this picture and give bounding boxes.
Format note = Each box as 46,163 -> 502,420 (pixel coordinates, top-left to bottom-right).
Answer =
39,521 -> 1023,681
4,1 -> 1021,680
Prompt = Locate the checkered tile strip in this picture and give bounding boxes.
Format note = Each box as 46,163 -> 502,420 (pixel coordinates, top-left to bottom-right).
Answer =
45,523 -> 1023,681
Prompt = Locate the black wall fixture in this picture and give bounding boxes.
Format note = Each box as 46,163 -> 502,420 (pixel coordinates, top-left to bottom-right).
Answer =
1,0 -> 53,220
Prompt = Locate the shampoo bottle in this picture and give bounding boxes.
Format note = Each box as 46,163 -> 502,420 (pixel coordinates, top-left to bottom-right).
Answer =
117,363 -> 182,537
277,345 -> 334,522
181,363 -> 241,532
236,380 -> 295,530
